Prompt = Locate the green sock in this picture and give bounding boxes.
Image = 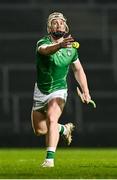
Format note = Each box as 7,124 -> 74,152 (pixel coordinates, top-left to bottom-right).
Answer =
46,151 -> 55,159
59,125 -> 65,135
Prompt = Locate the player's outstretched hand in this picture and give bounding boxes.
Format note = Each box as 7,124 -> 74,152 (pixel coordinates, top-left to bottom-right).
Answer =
59,35 -> 74,48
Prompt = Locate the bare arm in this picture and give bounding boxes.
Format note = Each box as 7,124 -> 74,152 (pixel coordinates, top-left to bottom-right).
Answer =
71,59 -> 91,103
38,43 -> 61,55
38,35 -> 74,55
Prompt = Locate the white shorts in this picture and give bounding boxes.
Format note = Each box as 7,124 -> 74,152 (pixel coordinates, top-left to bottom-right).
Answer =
32,83 -> 68,111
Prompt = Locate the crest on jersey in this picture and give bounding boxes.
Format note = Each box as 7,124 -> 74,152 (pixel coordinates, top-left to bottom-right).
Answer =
67,49 -> 72,56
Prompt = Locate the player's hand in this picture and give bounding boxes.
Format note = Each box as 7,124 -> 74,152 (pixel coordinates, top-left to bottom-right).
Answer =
59,35 -> 74,48
82,92 -> 91,104
77,87 -> 96,108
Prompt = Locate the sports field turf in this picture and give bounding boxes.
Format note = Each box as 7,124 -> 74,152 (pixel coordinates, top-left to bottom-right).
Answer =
0,148 -> 117,179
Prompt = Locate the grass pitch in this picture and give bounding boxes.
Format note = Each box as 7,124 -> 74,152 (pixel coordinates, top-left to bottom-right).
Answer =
0,148 -> 117,179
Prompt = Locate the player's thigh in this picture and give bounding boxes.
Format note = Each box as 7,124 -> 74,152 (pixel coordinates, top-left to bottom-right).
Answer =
47,98 -> 65,122
31,110 -> 47,133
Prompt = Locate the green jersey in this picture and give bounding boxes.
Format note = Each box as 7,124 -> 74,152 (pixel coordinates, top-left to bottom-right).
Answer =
35,35 -> 79,94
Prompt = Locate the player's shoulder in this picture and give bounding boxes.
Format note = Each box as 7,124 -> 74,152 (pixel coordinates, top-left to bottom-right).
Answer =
71,46 -> 78,52
70,47 -> 79,56
36,35 -> 51,46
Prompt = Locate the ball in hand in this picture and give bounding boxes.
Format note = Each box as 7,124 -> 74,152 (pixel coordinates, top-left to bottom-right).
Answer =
72,42 -> 80,48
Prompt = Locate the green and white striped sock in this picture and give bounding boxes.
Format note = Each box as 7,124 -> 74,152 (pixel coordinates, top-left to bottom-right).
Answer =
46,147 -> 56,161
58,124 -> 67,135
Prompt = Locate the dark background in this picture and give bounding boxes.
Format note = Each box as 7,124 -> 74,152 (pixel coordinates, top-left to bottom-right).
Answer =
0,0 -> 117,147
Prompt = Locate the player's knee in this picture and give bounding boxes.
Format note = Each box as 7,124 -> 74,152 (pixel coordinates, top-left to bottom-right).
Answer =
33,128 -> 47,136
48,114 -> 58,123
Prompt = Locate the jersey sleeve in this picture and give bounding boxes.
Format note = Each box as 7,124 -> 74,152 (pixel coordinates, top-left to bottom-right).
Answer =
37,39 -> 46,47
36,39 -> 45,52
36,36 -> 51,52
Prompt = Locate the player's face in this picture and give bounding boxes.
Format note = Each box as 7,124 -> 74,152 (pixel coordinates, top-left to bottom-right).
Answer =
50,18 -> 66,32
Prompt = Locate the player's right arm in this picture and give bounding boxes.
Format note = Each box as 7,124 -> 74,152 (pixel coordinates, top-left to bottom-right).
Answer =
38,43 -> 61,55
38,35 -> 74,55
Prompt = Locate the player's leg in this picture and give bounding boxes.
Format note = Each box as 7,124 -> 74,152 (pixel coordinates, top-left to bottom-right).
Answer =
32,84 -> 74,143
41,98 -> 75,168
47,98 -> 64,147
41,98 -> 64,167
31,110 -> 50,150
31,108 -> 74,143
31,107 -> 74,168
31,109 -> 47,136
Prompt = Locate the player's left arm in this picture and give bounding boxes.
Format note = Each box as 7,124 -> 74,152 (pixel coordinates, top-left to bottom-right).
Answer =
71,59 -> 91,103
